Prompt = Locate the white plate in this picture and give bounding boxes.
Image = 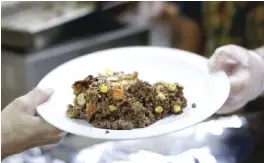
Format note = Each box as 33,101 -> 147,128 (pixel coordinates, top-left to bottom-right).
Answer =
37,46 -> 230,140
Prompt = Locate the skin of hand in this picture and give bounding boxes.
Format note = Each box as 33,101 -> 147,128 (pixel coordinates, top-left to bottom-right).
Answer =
1,88 -> 66,159
208,44 -> 264,114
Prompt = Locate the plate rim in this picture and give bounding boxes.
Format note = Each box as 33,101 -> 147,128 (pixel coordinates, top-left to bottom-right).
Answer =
37,46 -> 230,140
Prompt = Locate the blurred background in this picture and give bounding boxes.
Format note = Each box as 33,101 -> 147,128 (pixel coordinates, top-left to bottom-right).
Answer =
1,1 -> 264,163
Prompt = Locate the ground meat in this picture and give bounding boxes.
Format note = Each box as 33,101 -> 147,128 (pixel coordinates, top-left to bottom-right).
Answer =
67,71 -> 188,130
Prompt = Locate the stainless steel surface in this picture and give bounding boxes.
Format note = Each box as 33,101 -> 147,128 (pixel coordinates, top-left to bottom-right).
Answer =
1,1 -> 95,49
1,24 -> 150,108
2,2 -> 95,32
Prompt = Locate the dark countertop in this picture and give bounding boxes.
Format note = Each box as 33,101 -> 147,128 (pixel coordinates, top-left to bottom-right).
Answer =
240,96 -> 264,163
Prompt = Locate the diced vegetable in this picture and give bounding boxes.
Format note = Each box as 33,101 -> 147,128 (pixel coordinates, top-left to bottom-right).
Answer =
158,93 -> 166,100
109,105 -> 117,111
100,85 -> 108,93
105,68 -> 113,77
76,93 -> 86,106
67,108 -> 78,118
86,104 -> 95,118
168,84 -> 177,91
112,82 -> 120,89
113,88 -> 123,100
173,105 -> 181,113
159,80 -> 169,85
155,106 -> 163,113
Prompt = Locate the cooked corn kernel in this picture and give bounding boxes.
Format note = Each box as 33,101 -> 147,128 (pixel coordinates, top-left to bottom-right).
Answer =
105,69 -> 113,77
67,111 -> 77,118
112,82 -> 120,88
155,106 -> 163,113
159,80 -> 169,85
100,85 -> 108,93
109,105 -> 117,111
176,100 -> 182,106
76,93 -> 86,106
116,102 -> 122,106
168,84 -> 177,91
173,105 -> 181,113
158,93 -> 166,100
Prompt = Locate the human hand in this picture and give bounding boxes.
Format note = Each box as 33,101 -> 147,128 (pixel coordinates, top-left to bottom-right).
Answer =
1,88 -> 65,159
208,45 -> 264,114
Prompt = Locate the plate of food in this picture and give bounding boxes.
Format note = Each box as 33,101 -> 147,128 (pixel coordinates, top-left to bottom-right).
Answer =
37,46 -> 230,140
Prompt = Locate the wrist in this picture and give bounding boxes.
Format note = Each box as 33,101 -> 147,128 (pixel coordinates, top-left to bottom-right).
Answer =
1,115 -> 22,159
1,128 -> 15,159
254,46 -> 264,61
1,131 -> 24,159
248,49 -> 264,100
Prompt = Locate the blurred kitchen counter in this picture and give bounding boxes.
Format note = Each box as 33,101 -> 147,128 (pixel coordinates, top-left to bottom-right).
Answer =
1,20 -> 151,109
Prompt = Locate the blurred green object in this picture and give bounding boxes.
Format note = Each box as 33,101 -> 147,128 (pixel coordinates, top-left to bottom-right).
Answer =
203,2 -> 264,57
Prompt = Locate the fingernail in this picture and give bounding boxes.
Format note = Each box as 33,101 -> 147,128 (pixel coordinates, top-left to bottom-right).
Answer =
44,88 -> 54,95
